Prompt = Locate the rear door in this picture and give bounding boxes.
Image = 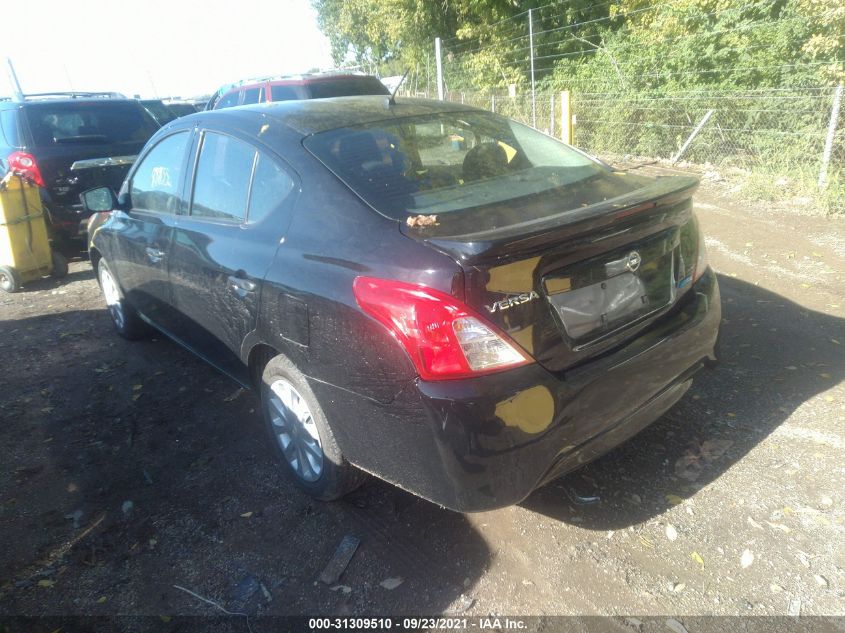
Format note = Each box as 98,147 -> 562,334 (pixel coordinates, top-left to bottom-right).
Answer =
168,129 -> 297,381
114,130 -> 192,329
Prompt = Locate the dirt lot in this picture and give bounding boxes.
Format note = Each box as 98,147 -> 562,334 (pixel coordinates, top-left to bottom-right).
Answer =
1,171 -> 843,624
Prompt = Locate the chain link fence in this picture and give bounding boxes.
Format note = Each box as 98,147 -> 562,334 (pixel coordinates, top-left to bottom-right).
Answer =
441,87 -> 841,167
431,86 -> 844,210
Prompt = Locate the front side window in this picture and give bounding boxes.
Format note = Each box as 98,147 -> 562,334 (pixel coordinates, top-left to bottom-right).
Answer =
304,111 -> 605,227
190,132 -> 256,222
130,131 -> 190,214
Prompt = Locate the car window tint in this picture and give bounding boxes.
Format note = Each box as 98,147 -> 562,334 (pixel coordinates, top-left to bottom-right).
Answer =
130,131 -> 190,214
306,77 -> 389,99
242,87 -> 261,105
191,132 -> 256,222
269,85 -> 301,102
248,152 -> 294,223
305,111 -> 602,222
217,91 -> 240,109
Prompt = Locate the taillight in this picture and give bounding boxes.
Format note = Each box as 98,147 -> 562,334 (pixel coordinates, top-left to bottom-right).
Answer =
353,276 -> 532,381
7,151 -> 45,187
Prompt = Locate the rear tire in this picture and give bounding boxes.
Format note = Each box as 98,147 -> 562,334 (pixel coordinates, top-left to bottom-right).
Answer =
0,266 -> 21,293
97,259 -> 149,340
51,251 -> 68,279
260,354 -> 367,501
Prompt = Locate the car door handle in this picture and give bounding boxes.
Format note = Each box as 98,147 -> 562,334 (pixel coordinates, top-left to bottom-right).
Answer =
145,247 -> 166,263
227,274 -> 256,298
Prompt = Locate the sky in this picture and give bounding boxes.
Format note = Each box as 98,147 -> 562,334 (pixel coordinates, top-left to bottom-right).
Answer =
1,0 -> 336,100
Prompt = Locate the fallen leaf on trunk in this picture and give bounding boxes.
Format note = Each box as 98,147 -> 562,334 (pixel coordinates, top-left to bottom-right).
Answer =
406,214 -> 438,228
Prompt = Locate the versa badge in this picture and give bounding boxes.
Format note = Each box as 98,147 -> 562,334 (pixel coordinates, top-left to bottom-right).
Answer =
486,291 -> 540,313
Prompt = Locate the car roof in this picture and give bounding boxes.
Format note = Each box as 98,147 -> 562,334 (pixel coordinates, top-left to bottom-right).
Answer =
207,96 -> 480,137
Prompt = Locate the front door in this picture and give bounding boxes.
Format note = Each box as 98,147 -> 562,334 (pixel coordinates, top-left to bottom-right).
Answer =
168,130 -> 296,382
114,130 -> 192,330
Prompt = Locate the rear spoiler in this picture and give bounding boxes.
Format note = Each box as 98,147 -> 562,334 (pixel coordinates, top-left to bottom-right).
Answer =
70,155 -> 137,171
410,176 -> 699,265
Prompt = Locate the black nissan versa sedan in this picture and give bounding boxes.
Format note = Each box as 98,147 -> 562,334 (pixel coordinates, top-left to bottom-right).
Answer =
83,96 -> 720,512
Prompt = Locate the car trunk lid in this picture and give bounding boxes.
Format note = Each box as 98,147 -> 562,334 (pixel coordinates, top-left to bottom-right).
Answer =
403,172 -> 701,372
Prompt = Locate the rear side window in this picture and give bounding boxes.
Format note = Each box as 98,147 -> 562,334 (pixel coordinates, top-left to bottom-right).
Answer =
24,102 -> 159,147
216,91 -> 240,110
248,152 -> 295,223
191,132 -> 255,222
0,109 -> 22,148
242,87 -> 264,105
269,85 -> 302,102
130,131 -> 190,214
306,77 -> 389,99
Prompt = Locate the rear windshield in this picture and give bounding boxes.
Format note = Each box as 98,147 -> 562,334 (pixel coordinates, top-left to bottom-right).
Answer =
304,111 -> 606,222
306,77 -> 389,99
25,101 -> 160,147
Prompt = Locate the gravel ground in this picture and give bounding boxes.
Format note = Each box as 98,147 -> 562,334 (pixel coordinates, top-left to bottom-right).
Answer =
0,171 -> 843,624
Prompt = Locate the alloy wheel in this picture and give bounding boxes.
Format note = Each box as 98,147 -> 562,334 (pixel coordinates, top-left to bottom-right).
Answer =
99,266 -> 125,331
268,378 -> 324,482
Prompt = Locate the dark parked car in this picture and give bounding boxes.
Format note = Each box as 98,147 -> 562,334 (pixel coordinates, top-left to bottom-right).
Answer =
84,97 -> 720,512
138,99 -> 178,126
206,72 -> 389,110
164,102 -> 199,118
0,93 -> 160,246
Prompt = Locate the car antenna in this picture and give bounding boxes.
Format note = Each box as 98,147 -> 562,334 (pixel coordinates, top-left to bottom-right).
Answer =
387,69 -> 409,107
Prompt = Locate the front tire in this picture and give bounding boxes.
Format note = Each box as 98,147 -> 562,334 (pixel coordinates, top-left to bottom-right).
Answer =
97,259 -> 148,339
260,354 -> 366,500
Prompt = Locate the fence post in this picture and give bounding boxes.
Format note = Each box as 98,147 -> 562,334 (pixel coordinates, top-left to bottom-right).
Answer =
550,94 -> 555,137
529,8 -> 536,128
819,84 -> 843,190
491,94 -> 495,113
560,91 -> 572,144
435,37 -> 444,101
671,109 -> 714,164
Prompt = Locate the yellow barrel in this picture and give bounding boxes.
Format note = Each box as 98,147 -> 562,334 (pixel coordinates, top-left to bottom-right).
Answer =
0,173 -> 55,292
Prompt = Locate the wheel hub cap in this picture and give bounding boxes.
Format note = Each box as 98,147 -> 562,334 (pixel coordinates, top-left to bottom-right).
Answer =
99,267 -> 124,330
268,379 -> 323,482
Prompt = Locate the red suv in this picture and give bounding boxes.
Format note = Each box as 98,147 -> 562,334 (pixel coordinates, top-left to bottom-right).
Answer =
206,73 -> 390,110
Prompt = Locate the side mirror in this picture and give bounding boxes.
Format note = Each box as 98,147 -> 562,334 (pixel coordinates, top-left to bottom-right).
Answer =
80,186 -> 118,213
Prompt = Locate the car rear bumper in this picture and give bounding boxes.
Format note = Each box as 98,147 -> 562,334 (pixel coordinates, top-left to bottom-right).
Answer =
310,268 -> 721,512
43,199 -> 92,241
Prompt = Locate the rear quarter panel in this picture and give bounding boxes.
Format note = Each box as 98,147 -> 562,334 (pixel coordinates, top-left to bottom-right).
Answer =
253,135 -> 463,404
